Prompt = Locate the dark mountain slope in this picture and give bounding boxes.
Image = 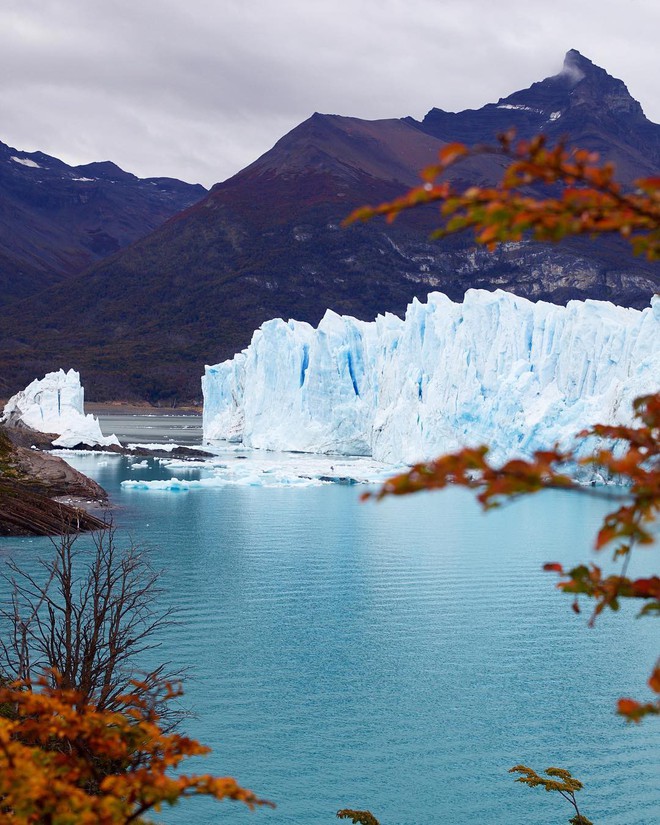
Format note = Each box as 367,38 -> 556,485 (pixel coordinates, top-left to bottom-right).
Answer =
413,50 -> 660,179
1,117 -> 459,401
1,51 -> 658,402
0,141 -> 206,306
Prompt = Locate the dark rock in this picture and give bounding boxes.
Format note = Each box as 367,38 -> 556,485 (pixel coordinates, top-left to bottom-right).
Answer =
10,446 -> 107,500
55,442 -> 214,460
0,424 -> 108,536
0,479 -> 107,536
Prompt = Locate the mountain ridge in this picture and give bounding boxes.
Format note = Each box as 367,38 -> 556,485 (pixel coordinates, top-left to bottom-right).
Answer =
1,50 -> 658,403
0,140 -> 207,306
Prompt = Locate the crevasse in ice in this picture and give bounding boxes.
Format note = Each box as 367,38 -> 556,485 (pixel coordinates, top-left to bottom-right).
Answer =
202,289 -> 659,464
2,368 -> 121,448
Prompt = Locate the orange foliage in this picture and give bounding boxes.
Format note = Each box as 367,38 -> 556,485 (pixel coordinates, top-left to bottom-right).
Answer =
509,765 -> 593,824
0,677 -> 272,823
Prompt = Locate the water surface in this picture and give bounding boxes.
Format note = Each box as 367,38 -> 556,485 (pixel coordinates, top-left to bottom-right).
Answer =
1,417 -> 657,824
97,412 -> 202,446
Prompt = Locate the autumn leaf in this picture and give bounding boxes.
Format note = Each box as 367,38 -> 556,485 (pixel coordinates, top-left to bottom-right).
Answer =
438,142 -> 469,166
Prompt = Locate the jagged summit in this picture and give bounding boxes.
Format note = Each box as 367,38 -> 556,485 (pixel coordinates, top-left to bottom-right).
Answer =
415,50 -> 657,173
496,51 -> 643,117
559,49 -> 599,84
558,49 -> 634,92
552,49 -> 645,118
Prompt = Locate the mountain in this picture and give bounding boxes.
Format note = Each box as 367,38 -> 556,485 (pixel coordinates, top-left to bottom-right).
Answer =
0,141 -> 206,305
413,49 -> 660,178
1,50 -> 658,403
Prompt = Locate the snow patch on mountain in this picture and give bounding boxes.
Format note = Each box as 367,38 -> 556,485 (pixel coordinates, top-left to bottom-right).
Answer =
496,104 -> 542,113
202,289 -> 659,466
10,156 -> 42,169
2,369 -> 121,448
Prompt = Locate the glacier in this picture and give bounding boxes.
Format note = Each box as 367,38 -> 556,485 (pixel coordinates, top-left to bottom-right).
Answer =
202,289 -> 659,465
2,369 -> 121,448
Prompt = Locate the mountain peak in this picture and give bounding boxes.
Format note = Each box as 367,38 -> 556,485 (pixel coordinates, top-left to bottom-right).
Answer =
558,49 -> 593,85
232,111 -> 446,187
414,49 -> 657,170
490,49 -> 646,123
554,49 -> 645,120
73,160 -> 137,181
555,48 -> 623,90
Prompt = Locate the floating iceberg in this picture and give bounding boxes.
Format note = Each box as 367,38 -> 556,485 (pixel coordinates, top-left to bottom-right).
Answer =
2,369 -> 121,448
203,289 -> 659,465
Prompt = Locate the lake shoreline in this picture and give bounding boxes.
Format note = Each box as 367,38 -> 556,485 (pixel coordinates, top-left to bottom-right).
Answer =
87,402 -> 202,415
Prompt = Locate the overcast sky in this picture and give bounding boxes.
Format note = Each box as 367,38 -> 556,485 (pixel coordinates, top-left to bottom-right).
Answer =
1,0 -> 658,188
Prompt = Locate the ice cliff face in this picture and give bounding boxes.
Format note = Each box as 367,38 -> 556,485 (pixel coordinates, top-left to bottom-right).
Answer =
202,289 -> 659,465
2,369 -> 120,448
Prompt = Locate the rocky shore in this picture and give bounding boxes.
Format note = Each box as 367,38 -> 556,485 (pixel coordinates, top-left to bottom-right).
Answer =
0,424 -> 109,536
0,422 -> 214,537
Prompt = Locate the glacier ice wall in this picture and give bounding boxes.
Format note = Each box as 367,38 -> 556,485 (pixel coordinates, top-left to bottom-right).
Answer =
202,289 -> 659,465
2,368 -> 120,448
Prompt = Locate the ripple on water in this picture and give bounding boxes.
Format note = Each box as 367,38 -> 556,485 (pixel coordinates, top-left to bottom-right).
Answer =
0,447 -> 657,825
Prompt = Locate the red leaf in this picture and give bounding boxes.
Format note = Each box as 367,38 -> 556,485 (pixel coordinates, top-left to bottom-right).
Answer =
617,698 -> 641,717
439,143 -> 468,166
649,666 -> 660,694
630,577 -> 660,598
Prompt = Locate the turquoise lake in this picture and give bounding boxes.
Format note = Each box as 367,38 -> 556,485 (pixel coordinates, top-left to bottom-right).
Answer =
0,416 -> 658,824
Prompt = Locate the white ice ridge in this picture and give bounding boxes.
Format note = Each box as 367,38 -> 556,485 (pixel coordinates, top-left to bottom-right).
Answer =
202,289 -> 660,466
2,369 -> 121,448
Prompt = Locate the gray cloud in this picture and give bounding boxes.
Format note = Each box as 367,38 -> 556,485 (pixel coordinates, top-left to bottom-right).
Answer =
1,0 -> 658,187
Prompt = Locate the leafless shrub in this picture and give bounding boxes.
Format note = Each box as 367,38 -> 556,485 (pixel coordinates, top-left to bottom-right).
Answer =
0,526 -> 179,719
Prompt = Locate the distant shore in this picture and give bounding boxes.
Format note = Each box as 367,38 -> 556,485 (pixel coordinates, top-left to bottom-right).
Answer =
86,402 -> 202,416
0,400 -> 202,416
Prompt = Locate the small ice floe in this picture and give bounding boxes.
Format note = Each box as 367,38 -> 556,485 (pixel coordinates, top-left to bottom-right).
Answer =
120,451 -> 401,491
121,474 -> 325,491
51,449 -> 122,457
160,459 -> 207,473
